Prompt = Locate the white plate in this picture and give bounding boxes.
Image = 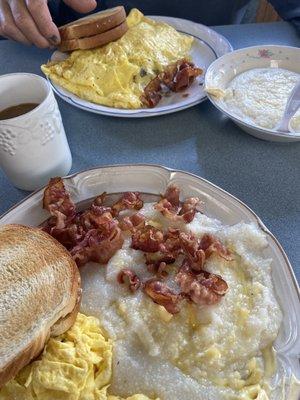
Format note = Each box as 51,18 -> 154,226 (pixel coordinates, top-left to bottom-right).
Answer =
0,164 -> 299,398
48,16 -> 232,118
205,45 -> 300,142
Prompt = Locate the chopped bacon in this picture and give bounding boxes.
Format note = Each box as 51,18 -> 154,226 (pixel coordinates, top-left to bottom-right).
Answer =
45,220 -> 84,250
79,205 -> 116,233
179,197 -> 204,223
42,179 -> 229,313
175,260 -> 228,305
119,212 -> 145,232
92,192 -> 107,206
160,228 -> 182,255
154,185 -> 202,224
43,177 -> 76,223
71,227 -> 124,266
143,279 -> 182,314
140,76 -> 162,108
200,234 -> 232,261
164,185 -> 180,209
131,225 -> 164,253
179,232 -> 205,271
111,192 -> 143,216
169,61 -> 202,92
141,60 -> 203,108
117,269 -> 141,292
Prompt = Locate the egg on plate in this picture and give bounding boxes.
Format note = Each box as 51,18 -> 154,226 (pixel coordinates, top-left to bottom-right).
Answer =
41,9 -> 201,109
0,313 -> 156,400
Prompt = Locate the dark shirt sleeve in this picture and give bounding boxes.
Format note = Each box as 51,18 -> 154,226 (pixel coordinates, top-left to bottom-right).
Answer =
269,0 -> 300,32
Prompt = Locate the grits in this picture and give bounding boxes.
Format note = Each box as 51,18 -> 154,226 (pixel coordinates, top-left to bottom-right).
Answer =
80,203 -> 282,400
222,68 -> 300,131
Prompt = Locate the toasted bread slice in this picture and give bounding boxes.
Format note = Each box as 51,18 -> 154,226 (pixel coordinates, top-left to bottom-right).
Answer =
59,6 -> 126,40
0,224 -> 81,387
59,20 -> 128,52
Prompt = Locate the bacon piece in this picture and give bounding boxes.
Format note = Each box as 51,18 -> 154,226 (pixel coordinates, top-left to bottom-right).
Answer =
43,177 -> 76,222
179,197 -> 204,223
131,225 -> 164,253
200,234 -> 232,261
111,192 -> 143,216
169,61 -> 202,92
119,212 -> 145,232
179,232 -> 205,271
160,228 -> 182,254
80,205 -> 116,233
141,60 -> 202,108
163,185 -> 180,209
155,186 -> 201,224
117,269 -> 141,292
143,279 -> 182,314
45,220 -> 84,250
176,260 -> 228,305
71,227 -> 124,266
140,76 -> 162,108
92,192 -> 107,206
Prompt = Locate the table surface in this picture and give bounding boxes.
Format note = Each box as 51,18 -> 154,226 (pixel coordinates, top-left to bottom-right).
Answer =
0,21 -> 299,283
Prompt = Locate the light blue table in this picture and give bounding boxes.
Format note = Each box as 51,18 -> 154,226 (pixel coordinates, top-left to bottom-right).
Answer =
0,22 -> 299,282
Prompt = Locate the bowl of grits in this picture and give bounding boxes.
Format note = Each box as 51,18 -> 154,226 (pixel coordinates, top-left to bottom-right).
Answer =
204,45 -> 300,142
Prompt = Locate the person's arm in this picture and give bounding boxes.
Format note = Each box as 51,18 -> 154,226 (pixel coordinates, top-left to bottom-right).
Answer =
269,0 -> 300,32
0,0 -> 97,47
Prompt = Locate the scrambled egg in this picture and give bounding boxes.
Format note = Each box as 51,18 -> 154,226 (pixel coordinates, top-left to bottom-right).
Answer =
41,9 -> 193,109
0,314 -> 157,400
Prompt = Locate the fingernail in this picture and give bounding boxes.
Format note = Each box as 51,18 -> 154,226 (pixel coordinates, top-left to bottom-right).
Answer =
48,35 -> 60,46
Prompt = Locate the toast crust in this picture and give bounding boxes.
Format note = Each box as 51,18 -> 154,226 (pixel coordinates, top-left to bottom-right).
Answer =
59,6 -> 126,40
59,20 -> 128,52
0,224 -> 81,388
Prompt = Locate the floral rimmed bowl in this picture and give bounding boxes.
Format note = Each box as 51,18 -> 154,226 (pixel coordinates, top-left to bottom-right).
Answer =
204,45 -> 300,142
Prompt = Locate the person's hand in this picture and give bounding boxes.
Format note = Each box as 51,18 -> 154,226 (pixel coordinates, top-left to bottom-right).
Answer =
0,0 -> 97,47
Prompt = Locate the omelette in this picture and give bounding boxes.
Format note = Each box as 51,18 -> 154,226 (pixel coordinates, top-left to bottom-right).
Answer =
41,9 -> 198,109
0,313 -> 157,400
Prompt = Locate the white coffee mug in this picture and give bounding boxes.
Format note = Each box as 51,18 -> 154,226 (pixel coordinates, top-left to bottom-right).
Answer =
0,73 -> 72,191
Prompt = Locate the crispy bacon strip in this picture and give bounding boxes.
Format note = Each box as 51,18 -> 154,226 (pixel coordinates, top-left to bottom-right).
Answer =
71,227 -> 124,266
169,61 -> 202,92
175,260 -> 228,305
117,269 -> 141,292
164,185 -> 180,209
143,279 -> 181,314
141,60 -> 202,108
131,225 -> 164,253
179,232 -> 205,271
179,197 -> 204,223
200,234 -> 233,261
92,192 -> 107,206
43,177 -> 76,221
154,185 -> 202,224
119,212 -> 145,232
111,192 -> 143,216
79,205 -> 116,233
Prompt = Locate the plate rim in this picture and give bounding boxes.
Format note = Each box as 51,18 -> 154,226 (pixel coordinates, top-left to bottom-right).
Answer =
205,44 -> 300,141
1,163 -> 299,300
48,15 -> 233,118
